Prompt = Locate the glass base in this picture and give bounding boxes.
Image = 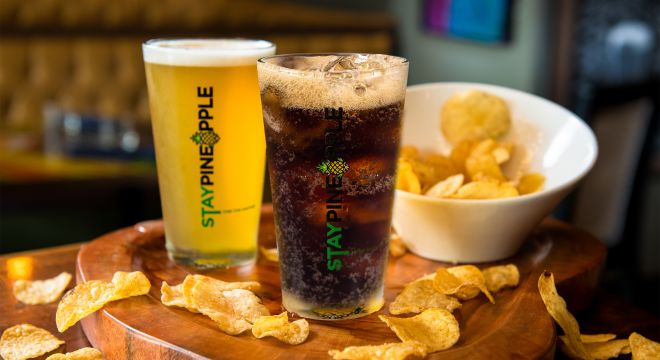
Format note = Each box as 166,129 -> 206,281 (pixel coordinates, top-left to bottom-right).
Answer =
167,247 -> 255,269
281,288 -> 384,321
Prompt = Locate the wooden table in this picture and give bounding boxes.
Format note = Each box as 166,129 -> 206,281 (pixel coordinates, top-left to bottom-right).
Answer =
1,231 -> 659,358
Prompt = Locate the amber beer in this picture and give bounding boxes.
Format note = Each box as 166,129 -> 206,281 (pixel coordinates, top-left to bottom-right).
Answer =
257,54 -> 408,319
143,39 -> 275,267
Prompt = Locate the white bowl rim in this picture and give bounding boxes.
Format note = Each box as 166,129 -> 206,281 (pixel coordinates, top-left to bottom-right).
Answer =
398,81 -> 599,205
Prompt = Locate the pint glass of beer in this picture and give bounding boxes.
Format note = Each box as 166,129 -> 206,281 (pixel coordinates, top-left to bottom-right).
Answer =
257,54 -> 408,319
143,39 -> 275,267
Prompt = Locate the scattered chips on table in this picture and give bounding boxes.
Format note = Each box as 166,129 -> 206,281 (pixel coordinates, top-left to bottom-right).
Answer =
160,282 -> 197,312
160,274 -> 267,336
252,312 -> 309,345
537,271 -> 591,360
329,341 -> 427,360
389,233 -> 408,258
110,271 -> 151,298
558,336 -> 630,360
629,332 -> 660,360
181,274 -> 261,300
0,324 -> 65,360
440,89 -> 511,144
389,279 -> 461,315
396,89 -> 546,199
482,264 -> 519,292
379,309 -> 460,352
190,277 -> 269,335
433,265 -> 494,303
45,347 -> 103,360
260,247 -> 279,262
13,272 -> 72,305
56,271 -> 150,332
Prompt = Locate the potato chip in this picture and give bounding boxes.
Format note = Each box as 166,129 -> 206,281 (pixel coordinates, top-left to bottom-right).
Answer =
450,140 -> 476,174
56,281 -> 115,333
190,279 -> 269,335
379,308 -> 460,352
46,347 -> 103,360
252,312 -> 309,345
451,180 -> 518,200
469,138 -> 498,158
432,268 -> 478,300
329,341 -> 427,360
492,144 -> 513,164
415,154 -> 458,191
580,334 -> 617,343
0,324 -> 65,360
389,279 -> 461,315
396,160 -> 421,194
13,272 -> 72,305
160,281 -> 197,312
56,271 -> 151,332
389,233 -> 407,258
482,264 -> 519,292
537,271 -> 591,360
110,271 -> 151,298
180,275 -> 260,308
425,174 -> 464,198
399,145 -> 420,161
629,332 -> 660,360
440,89 -> 511,144
518,173 -> 546,195
433,265 -> 494,303
260,247 -> 279,262
559,336 -> 630,360
465,154 -> 505,182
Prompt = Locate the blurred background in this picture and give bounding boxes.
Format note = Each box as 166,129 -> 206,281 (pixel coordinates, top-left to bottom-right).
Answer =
0,0 -> 658,315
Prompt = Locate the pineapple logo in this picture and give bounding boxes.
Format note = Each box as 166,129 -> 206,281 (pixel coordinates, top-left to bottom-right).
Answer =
317,157 -> 349,177
190,130 -> 220,147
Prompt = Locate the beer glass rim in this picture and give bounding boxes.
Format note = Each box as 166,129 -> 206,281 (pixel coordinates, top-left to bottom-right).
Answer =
257,53 -> 408,76
143,38 -> 275,66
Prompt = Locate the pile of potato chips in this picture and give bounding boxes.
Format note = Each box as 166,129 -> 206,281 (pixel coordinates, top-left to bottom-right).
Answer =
538,271 -> 659,360
160,274 -> 309,345
329,264 -> 520,359
397,89 -> 545,199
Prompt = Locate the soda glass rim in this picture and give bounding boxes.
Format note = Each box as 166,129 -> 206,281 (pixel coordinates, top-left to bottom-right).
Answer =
257,53 -> 409,77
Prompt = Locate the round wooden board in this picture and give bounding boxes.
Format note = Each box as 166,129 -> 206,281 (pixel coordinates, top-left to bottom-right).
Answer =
76,204 -> 606,359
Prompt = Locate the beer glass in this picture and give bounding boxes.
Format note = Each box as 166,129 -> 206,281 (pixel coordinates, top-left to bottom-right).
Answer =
143,39 -> 275,268
257,54 -> 408,319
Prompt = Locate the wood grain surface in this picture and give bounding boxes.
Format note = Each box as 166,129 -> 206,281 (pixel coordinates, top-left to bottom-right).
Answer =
69,204 -> 607,359
0,244 -> 90,351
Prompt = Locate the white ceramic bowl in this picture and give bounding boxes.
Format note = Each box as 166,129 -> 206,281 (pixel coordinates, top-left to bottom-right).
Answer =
392,82 -> 598,263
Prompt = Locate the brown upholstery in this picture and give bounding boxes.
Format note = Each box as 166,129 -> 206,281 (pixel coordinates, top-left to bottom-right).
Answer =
0,0 -> 393,149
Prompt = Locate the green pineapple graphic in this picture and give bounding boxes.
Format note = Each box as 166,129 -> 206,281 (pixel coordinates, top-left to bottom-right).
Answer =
190,130 -> 220,147
317,157 -> 349,177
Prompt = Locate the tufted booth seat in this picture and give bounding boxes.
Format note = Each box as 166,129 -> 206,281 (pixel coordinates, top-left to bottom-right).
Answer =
0,0 -> 393,150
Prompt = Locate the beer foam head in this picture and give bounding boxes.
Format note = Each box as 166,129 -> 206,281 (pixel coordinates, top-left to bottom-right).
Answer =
143,39 -> 275,67
257,54 -> 408,110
